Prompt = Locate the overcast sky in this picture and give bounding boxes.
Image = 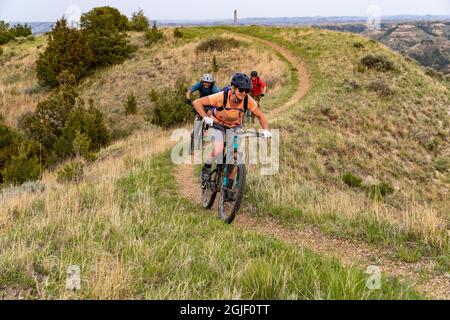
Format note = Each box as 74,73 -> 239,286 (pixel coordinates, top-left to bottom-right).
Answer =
1,0 -> 449,22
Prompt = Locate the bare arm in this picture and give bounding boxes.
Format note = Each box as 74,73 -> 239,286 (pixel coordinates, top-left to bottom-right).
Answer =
251,107 -> 269,130
186,89 -> 192,100
193,96 -> 211,119
262,80 -> 268,95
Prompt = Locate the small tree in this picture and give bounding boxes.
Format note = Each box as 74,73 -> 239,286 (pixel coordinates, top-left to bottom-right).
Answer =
2,142 -> 41,185
80,6 -> 129,32
145,22 -> 164,46
212,54 -> 219,72
23,84 -> 79,157
70,129 -> 97,163
36,18 -> 94,87
150,81 -> 194,127
55,100 -> 111,159
56,160 -> 84,184
149,88 -> 158,102
10,23 -> 32,37
173,28 -> 183,38
80,6 -> 134,68
0,118 -> 22,183
72,129 -> 91,161
125,92 -> 137,115
0,21 -> 14,45
359,54 -> 396,72
130,9 -> 149,32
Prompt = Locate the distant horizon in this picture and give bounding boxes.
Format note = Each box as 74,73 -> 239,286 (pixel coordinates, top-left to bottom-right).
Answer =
6,13 -> 450,24
0,0 -> 448,22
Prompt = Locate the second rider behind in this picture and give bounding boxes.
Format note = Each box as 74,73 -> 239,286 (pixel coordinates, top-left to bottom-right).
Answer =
186,74 -> 220,154
248,71 -> 267,124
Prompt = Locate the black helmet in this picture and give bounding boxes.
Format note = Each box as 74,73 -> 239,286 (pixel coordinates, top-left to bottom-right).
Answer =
231,73 -> 252,90
251,71 -> 258,77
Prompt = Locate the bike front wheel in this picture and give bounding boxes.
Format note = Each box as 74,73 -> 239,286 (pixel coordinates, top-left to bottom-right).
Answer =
202,167 -> 219,209
189,130 -> 194,156
218,164 -> 247,224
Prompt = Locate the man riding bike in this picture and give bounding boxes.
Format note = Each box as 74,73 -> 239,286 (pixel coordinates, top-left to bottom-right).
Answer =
248,71 -> 267,124
192,73 -> 272,201
186,74 -> 220,103
186,74 -> 220,154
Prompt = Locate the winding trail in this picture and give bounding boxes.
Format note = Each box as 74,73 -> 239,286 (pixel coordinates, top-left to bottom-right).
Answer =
232,33 -> 311,120
174,33 -> 450,299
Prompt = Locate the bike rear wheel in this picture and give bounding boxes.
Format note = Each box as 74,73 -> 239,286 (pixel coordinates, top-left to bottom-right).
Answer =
218,164 -> 246,224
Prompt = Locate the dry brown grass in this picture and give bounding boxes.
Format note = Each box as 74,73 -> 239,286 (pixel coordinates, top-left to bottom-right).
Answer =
78,31 -> 288,134
236,26 -> 450,251
0,127 -> 174,298
0,27 -> 436,300
0,36 -> 49,127
248,170 -> 448,248
0,126 -> 173,224
0,30 -> 288,134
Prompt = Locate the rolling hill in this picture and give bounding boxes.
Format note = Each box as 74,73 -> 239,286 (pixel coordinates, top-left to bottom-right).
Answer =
0,26 -> 449,299
316,21 -> 450,74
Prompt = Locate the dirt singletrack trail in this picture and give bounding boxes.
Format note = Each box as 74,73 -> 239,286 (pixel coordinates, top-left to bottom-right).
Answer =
176,30 -> 311,210
174,34 -> 450,299
230,32 -> 311,120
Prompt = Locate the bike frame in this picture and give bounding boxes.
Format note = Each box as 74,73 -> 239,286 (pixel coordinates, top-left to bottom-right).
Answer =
222,134 -> 240,189
202,123 -> 264,191
201,122 -> 268,222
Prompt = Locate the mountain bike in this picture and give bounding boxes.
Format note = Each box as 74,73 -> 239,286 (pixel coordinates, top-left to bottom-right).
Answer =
189,115 -> 203,156
201,123 -> 269,224
189,105 -> 213,156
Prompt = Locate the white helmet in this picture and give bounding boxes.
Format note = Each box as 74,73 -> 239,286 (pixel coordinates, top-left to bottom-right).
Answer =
201,74 -> 215,83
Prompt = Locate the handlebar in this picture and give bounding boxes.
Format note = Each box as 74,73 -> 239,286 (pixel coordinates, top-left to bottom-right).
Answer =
240,131 -> 268,139
202,123 -> 270,139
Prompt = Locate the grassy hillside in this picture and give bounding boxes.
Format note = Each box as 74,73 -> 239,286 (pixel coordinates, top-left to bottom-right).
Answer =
229,27 -> 449,264
0,138 -> 421,299
0,29 -> 290,134
0,36 -> 48,127
316,21 -> 450,75
0,26 -> 448,299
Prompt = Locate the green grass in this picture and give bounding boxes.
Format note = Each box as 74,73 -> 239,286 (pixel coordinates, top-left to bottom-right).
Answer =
217,27 -> 300,111
1,34 -> 46,51
183,27 -> 299,113
1,25 -> 444,300
113,152 -> 423,299
0,151 -> 423,299
261,49 -> 298,112
226,26 -> 449,264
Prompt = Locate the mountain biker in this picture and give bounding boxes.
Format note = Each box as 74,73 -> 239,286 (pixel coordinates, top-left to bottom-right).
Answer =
186,74 -> 220,154
248,71 -> 267,124
193,73 -> 272,201
186,74 -> 220,104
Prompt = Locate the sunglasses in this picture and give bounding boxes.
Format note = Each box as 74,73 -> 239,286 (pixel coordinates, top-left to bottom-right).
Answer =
237,88 -> 250,94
